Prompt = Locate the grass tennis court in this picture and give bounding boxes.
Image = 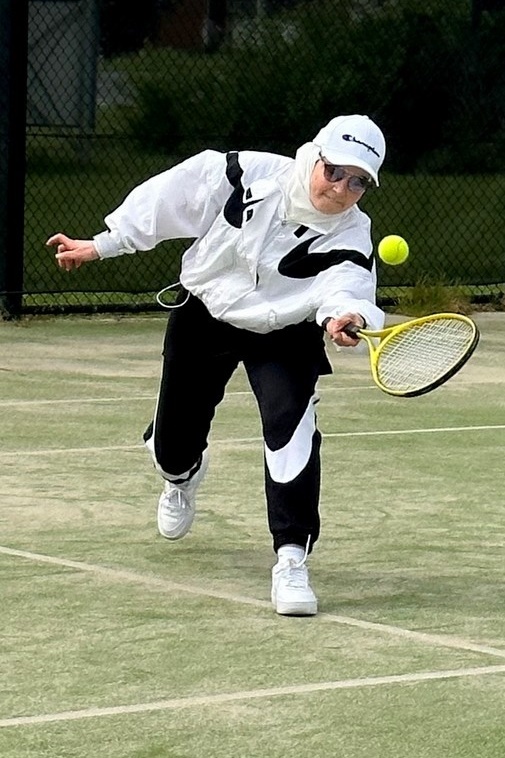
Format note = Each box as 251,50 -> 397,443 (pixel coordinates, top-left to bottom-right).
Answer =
1,311 -> 504,757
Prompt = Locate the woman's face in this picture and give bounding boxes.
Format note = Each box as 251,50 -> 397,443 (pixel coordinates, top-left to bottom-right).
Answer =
309,159 -> 370,215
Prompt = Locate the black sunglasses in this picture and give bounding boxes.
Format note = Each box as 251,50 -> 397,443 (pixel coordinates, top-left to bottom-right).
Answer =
319,154 -> 373,193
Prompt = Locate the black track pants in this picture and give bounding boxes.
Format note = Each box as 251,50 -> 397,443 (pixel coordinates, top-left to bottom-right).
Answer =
144,292 -> 331,553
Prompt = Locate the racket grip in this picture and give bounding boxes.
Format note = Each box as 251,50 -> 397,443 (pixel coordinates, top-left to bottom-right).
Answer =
343,324 -> 361,338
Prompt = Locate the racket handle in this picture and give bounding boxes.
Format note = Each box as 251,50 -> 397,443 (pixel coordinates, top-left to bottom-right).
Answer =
343,324 -> 361,338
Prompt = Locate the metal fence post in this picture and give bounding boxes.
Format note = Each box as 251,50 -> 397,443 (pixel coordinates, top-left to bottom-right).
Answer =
0,0 -> 28,318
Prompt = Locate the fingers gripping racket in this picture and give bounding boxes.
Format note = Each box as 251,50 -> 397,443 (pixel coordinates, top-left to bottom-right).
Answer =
344,313 -> 480,397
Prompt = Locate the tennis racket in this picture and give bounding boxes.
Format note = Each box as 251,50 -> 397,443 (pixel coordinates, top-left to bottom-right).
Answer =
344,313 -> 479,397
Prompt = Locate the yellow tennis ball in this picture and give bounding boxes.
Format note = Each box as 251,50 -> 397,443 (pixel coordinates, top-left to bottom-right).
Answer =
378,235 -> 409,265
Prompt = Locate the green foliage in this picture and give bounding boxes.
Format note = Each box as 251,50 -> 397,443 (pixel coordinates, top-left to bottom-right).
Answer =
393,274 -> 472,316
126,52 -> 236,153
21,1 -> 505,314
123,1 -> 505,172
128,81 -> 182,153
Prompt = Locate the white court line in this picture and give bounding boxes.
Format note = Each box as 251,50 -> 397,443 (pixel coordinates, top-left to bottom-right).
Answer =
323,424 -> 505,439
0,375 -> 494,409
0,445 -> 142,457
0,424 -> 504,458
0,396 -> 157,407
1,546 -> 505,661
0,387 -> 373,407
1,663 -> 505,728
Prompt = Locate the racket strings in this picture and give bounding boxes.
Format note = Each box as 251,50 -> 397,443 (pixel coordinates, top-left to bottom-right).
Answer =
376,319 -> 476,392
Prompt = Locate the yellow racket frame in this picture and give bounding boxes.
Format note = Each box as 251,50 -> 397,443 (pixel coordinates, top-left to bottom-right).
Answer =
349,312 -> 480,397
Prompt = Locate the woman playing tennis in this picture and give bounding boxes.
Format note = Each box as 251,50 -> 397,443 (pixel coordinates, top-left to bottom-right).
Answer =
47,114 -> 387,616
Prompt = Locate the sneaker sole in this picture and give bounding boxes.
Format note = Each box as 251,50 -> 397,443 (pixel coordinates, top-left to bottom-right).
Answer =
157,523 -> 193,540
275,598 -> 318,616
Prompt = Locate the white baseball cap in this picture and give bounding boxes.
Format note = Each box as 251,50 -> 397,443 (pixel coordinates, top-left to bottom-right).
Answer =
313,114 -> 386,186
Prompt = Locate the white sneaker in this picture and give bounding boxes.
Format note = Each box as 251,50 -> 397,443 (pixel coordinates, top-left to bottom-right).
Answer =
157,451 -> 209,540
271,558 -> 318,616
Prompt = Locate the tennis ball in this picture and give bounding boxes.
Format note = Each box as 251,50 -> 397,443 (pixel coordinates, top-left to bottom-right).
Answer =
378,235 -> 409,265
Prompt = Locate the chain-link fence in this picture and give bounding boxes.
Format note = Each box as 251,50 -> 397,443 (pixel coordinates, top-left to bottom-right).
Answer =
1,0 -> 505,316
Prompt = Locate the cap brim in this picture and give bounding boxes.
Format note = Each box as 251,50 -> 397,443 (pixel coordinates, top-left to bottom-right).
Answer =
317,149 -> 379,186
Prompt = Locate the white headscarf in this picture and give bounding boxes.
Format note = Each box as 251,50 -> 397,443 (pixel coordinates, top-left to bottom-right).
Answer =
283,142 -> 343,232
283,115 -> 385,231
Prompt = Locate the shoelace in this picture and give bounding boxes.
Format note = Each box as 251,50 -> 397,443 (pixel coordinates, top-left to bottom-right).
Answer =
162,488 -> 188,515
276,535 -> 312,586
280,561 -> 309,588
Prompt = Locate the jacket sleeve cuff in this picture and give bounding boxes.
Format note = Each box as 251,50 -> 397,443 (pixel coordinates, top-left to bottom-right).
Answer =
93,230 -> 133,259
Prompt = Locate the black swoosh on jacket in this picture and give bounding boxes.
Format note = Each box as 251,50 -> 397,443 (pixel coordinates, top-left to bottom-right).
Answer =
278,236 -> 373,279
223,151 -> 262,228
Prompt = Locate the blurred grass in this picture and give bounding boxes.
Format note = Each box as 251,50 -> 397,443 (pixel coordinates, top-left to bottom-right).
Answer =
0,312 -> 504,757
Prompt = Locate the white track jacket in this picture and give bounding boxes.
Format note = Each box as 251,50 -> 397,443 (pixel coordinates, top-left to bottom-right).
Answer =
93,149 -> 385,334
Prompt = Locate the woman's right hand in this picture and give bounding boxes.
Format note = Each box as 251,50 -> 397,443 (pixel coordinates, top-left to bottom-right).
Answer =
46,233 -> 99,271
